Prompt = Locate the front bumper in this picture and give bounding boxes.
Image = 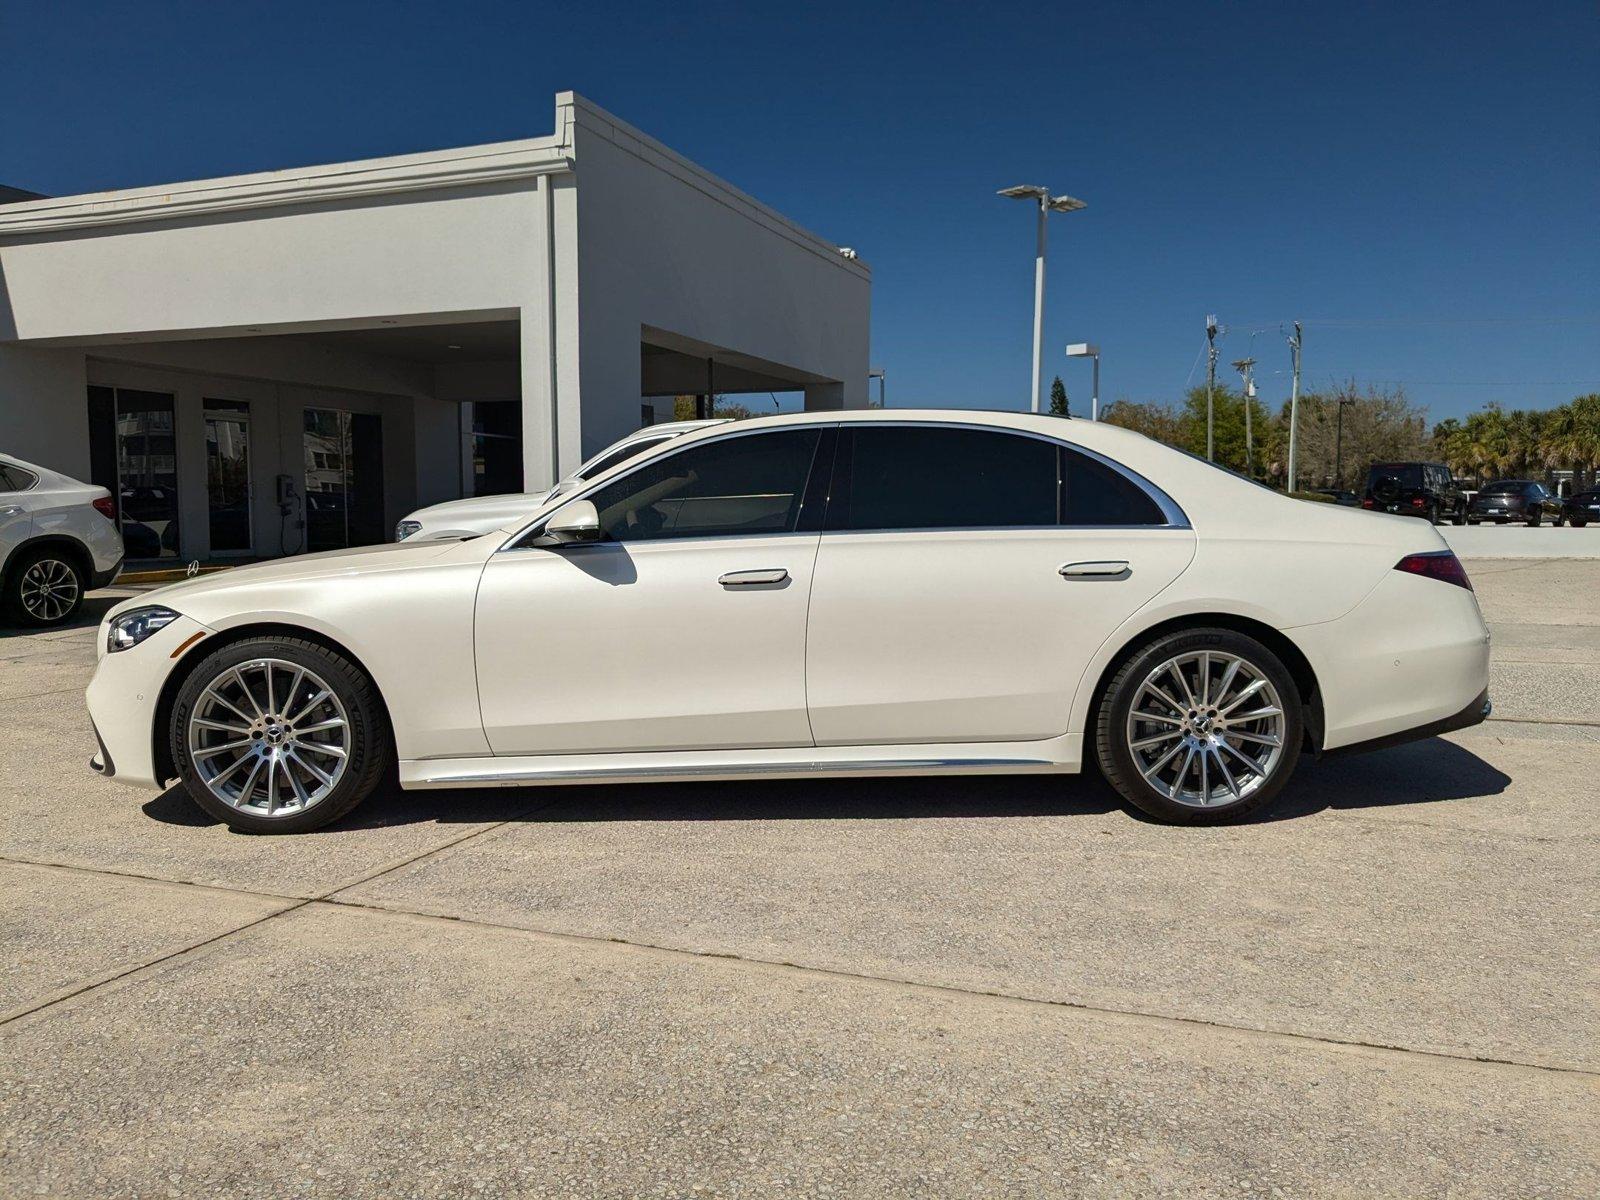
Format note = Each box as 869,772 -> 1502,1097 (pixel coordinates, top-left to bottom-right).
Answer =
85,612 -> 212,789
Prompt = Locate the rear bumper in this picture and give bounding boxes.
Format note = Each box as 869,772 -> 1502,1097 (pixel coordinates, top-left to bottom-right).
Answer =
1321,689 -> 1490,758
90,555 -> 124,590
1291,570 -> 1492,752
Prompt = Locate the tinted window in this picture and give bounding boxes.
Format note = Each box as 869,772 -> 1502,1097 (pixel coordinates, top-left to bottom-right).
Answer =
1481,481 -> 1524,495
1368,464 -> 1423,490
832,427 -> 1057,531
1062,447 -> 1165,525
585,429 -> 822,542
578,435 -> 673,481
0,463 -> 38,491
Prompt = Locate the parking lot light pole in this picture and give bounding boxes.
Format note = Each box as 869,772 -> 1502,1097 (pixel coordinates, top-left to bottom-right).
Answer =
998,186 -> 1086,412
1065,343 -> 1100,420
868,367 -> 886,408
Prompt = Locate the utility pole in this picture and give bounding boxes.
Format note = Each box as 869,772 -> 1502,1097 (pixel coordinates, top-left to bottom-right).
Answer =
1205,315 -> 1220,461
1232,357 -> 1257,475
1286,321 -> 1302,492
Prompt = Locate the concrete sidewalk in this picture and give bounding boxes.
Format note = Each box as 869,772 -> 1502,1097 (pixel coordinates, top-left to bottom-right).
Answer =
2,561 -> 1596,1197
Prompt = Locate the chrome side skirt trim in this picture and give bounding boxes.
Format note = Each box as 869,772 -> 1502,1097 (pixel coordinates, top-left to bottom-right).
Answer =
402,754 -> 1065,790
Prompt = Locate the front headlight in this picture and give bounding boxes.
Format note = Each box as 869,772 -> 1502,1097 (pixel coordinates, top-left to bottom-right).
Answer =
395,519 -> 422,541
107,606 -> 180,653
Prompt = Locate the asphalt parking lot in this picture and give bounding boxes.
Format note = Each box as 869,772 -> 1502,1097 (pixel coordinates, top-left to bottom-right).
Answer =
3,557 -> 1597,1197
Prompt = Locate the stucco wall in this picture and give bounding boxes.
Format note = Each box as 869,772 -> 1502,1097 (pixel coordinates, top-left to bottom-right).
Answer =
564,98 -> 871,457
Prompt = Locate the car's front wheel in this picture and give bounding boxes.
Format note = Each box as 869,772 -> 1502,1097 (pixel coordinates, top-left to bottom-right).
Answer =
4,547 -> 86,627
1095,628 -> 1303,824
170,637 -> 391,833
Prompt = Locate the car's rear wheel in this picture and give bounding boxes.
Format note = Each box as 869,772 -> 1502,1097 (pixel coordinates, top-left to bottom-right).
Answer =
4,547 -> 86,628
1575,518 -> 1589,528
170,637 -> 390,834
1528,512 -> 1541,527
1095,628 -> 1303,824
1452,507 -> 1467,526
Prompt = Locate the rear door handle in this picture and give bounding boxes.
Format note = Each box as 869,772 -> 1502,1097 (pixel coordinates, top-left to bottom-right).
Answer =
1060,560 -> 1130,578
719,569 -> 789,587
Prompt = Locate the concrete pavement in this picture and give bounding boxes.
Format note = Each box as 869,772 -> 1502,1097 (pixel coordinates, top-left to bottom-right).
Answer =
2,566 -> 1596,1197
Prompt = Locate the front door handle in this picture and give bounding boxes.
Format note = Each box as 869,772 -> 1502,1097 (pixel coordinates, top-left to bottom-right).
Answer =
0,505 -> 22,516
719,568 -> 789,587
1060,560 -> 1130,578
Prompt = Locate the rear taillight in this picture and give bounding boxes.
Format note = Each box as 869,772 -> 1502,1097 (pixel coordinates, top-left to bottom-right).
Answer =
1361,498 -> 1375,509
92,496 -> 117,521
1410,497 -> 1426,508
1395,551 -> 1473,591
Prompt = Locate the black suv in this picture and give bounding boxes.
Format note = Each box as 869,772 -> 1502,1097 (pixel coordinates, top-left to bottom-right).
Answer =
1469,480 -> 1565,526
1562,490 -> 1600,528
1362,462 -> 1468,525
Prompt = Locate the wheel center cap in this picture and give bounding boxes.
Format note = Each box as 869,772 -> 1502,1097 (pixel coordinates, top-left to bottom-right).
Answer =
265,725 -> 285,745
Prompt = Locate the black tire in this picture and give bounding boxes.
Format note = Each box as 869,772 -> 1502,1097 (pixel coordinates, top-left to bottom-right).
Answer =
3,545 -> 87,628
1528,512 -> 1541,527
170,636 -> 391,834
1575,518 -> 1589,528
1452,507 -> 1467,526
1095,627 -> 1303,825
1426,504 -> 1440,525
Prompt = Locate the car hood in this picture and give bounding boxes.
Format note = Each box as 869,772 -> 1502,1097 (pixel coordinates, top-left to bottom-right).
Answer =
406,489 -> 558,528
107,539 -> 465,620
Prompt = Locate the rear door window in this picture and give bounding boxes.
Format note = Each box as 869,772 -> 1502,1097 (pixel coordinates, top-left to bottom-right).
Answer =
828,426 -> 1057,531
827,425 -> 1166,531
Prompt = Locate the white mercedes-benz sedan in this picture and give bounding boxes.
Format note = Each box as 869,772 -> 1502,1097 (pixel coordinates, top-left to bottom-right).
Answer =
85,410 -> 1491,833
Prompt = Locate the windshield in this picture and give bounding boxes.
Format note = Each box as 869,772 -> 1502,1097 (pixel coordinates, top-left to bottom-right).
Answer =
1480,481 -> 1530,494
575,434 -> 674,481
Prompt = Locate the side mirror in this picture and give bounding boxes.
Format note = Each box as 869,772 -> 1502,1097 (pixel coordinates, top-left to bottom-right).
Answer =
538,499 -> 602,546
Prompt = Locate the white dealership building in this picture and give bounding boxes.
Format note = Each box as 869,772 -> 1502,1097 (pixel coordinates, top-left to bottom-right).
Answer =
0,93 -> 870,560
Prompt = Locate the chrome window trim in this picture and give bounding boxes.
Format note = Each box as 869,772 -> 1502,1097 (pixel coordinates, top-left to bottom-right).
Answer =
496,416 -> 1191,553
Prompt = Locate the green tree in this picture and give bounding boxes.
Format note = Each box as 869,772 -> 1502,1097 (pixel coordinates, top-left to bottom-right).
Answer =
1100,398 -> 1181,443
1173,385 -> 1280,479
1048,375 -> 1070,417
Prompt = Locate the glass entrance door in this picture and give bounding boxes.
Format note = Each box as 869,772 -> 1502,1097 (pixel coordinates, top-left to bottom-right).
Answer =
205,400 -> 252,553
303,408 -> 384,552
86,385 -> 180,560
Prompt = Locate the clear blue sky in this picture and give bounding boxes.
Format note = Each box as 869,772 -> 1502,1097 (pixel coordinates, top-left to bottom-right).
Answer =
3,0 -> 1597,422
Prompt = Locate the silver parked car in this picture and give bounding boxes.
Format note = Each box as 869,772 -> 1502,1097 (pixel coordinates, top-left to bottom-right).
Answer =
1,452 -> 125,626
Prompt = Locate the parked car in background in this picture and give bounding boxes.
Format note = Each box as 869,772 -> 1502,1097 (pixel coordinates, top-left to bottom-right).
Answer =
87,410 -> 1491,835
395,419 -> 730,541
1,452 -> 125,627
1310,488 -> 1360,506
1362,462 -> 1468,524
1561,489 -> 1600,528
1468,480 -> 1566,526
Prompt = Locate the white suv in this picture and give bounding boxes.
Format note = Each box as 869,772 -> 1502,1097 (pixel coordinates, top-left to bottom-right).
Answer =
1,452 -> 125,627
395,419 -> 729,541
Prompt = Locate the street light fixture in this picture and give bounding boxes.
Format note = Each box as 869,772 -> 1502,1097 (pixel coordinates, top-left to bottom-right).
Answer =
998,185 -> 1086,413
868,366 -> 886,408
1065,342 -> 1100,420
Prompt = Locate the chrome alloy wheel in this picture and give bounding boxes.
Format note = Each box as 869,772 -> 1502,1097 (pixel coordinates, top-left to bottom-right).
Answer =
186,657 -> 350,818
1124,650 -> 1287,808
19,558 -> 79,622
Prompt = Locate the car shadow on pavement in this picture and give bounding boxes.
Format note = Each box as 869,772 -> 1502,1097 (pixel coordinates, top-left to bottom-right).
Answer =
0,594 -> 125,640
141,735 -> 1510,833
